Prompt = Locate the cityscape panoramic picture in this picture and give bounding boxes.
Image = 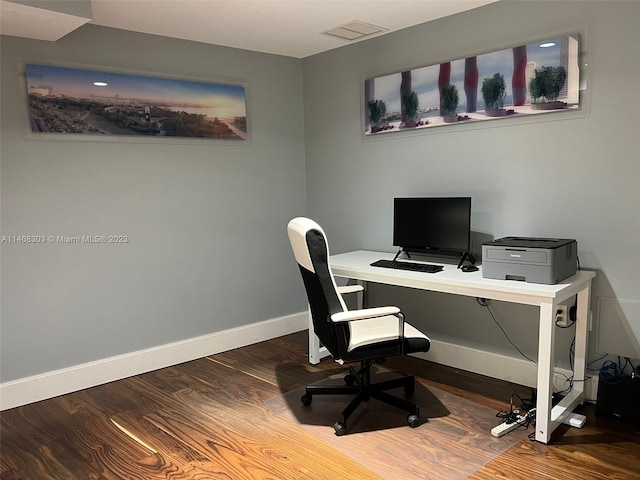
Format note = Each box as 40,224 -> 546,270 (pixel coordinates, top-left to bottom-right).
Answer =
25,64 -> 248,140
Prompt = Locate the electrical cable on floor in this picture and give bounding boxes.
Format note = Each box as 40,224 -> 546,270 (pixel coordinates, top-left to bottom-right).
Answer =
494,392 -> 537,437
495,393 -> 529,420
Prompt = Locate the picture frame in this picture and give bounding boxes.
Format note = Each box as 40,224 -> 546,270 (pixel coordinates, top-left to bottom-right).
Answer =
25,64 -> 248,140
364,32 -> 582,136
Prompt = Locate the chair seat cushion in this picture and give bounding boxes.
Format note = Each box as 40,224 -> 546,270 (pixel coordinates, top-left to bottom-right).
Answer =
348,316 -> 430,353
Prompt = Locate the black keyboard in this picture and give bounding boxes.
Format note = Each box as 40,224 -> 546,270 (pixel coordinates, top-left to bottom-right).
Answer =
370,259 -> 443,273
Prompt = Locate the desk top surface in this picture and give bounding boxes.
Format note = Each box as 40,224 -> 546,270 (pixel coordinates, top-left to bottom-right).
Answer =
329,250 -> 595,305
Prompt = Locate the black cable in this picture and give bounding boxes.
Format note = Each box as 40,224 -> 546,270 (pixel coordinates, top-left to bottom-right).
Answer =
626,357 -> 637,373
510,392 -> 535,411
552,336 -> 596,399
556,337 -> 578,396
526,408 -> 538,440
555,306 -> 580,396
495,392 -> 536,437
620,356 -> 638,375
496,393 -> 533,420
555,371 -> 574,396
477,298 -> 537,364
570,336 -> 575,371
586,353 -> 608,371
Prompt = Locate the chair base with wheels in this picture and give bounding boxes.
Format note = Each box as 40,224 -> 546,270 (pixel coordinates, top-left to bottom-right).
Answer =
301,359 -> 421,435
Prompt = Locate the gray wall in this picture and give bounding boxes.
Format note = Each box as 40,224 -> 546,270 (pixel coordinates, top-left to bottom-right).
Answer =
302,1 -> 640,365
0,25 -> 308,381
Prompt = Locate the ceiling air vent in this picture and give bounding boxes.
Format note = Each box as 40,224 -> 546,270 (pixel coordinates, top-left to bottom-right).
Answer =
323,20 -> 386,41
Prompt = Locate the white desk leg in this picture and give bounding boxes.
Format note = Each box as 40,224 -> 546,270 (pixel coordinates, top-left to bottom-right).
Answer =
356,279 -> 365,309
572,283 -> 591,399
535,281 -> 592,443
535,301 -> 557,444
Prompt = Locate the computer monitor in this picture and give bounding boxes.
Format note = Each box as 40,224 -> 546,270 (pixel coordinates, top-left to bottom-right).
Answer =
393,197 -> 472,265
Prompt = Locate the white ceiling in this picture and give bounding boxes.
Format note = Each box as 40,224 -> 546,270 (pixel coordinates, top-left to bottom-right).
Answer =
1,0 -> 497,58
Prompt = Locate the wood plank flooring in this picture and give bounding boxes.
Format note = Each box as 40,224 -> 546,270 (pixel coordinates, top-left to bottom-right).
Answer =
1,331 -> 639,479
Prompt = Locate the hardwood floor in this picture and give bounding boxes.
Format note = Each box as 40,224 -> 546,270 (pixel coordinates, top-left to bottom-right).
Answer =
1,331 -> 639,479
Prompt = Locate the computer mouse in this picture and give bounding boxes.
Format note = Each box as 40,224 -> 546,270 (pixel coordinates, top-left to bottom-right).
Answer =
461,265 -> 479,272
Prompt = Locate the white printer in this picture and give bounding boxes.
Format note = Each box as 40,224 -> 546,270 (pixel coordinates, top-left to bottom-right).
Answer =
482,237 -> 577,284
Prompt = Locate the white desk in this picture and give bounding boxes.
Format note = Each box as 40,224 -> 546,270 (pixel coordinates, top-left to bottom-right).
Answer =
309,250 -> 595,444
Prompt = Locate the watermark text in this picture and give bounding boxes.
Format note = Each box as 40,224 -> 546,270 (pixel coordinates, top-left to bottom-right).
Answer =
1,234 -> 129,245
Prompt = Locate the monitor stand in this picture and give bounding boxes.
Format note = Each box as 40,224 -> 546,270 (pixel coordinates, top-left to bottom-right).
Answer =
393,248 -> 475,268
393,248 -> 411,262
457,251 -> 477,268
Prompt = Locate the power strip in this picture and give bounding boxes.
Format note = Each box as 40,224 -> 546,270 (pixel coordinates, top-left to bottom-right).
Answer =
491,415 -> 528,437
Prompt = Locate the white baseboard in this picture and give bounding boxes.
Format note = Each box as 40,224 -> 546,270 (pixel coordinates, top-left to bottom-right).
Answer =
413,336 -> 599,402
0,312 -> 307,411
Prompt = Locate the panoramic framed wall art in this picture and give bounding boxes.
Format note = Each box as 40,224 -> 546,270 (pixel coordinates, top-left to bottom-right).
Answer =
25,64 -> 248,140
364,33 -> 582,136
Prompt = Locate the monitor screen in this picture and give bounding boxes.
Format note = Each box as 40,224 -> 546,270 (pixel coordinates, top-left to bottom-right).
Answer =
393,197 -> 471,256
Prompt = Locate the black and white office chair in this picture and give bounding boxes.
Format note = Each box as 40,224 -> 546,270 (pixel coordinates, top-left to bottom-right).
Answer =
287,217 -> 431,435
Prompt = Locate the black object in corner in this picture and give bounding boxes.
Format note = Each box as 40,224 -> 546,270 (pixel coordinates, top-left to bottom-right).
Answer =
596,373 -> 640,428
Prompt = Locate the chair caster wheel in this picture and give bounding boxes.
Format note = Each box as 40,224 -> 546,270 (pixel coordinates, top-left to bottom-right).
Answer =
301,393 -> 312,406
333,421 -> 347,436
407,414 -> 420,428
344,373 -> 356,385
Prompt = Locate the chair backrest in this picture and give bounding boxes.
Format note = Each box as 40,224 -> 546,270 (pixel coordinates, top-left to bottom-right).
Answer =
287,217 -> 350,360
